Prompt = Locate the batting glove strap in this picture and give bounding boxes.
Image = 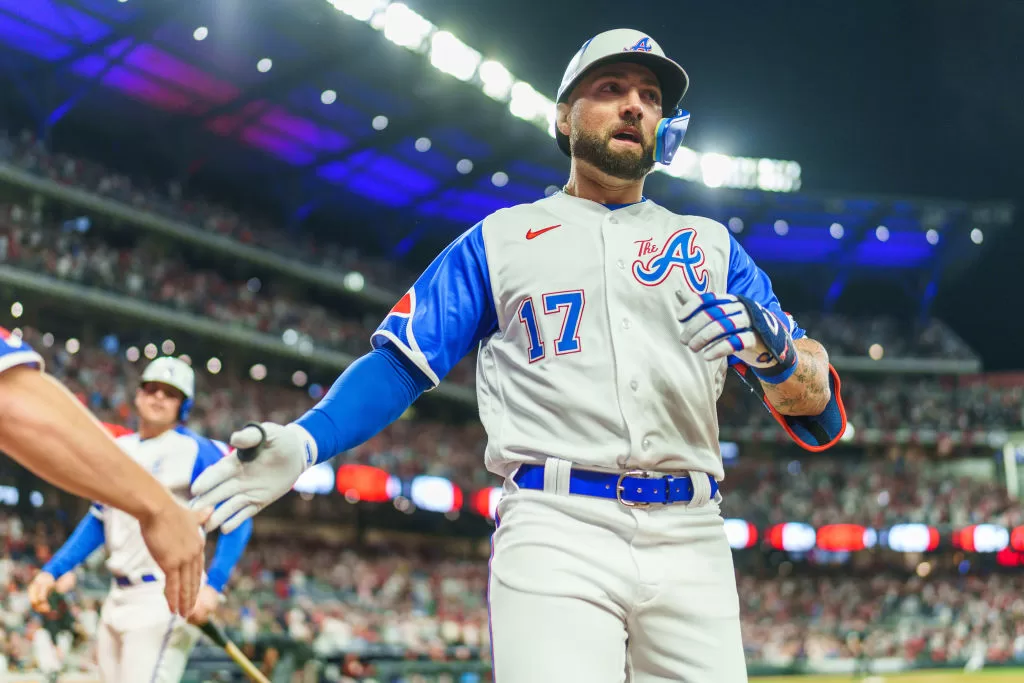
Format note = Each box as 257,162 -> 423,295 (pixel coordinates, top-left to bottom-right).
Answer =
733,294 -> 798,384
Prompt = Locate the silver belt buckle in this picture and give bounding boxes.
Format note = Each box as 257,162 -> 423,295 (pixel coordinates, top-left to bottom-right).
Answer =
616,470 -> 653,508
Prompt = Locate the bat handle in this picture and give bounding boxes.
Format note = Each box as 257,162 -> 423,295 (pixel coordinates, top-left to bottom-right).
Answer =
236,422 -> 267,463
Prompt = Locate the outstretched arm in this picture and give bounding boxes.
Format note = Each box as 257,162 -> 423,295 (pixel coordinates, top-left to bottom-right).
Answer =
191,222 -> 498,533
0,366 -> 175,520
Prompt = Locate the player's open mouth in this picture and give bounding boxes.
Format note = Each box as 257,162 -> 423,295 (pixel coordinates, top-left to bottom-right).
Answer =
611,127 -> 642,145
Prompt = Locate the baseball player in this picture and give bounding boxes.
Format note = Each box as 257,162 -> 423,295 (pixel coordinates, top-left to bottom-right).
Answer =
29,356 -> 254,683
0,327 -> 207,617
191,28 -> 846,683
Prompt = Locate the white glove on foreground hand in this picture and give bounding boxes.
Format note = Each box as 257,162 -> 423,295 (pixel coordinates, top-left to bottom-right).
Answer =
190,422 -> 316,533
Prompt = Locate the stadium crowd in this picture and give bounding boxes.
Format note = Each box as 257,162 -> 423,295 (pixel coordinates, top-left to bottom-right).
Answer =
740,574 -> 1024,667
723,457 -> 1022,529
0,126 -> 980,363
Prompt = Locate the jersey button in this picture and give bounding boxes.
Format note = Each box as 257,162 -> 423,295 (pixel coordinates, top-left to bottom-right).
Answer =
642,438 -> 652,450
608,216 -> 618,225
617,259 -> 625,270
622,318 -> 631,330
629,379 -> 639,391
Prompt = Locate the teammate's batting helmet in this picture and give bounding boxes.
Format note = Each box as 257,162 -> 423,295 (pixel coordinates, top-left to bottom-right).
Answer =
141,356 -> 195,422
556,29 -> 691,165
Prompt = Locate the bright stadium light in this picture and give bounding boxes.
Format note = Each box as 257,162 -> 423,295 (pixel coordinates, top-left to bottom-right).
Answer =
321,89 -> 337,104
343,272 -> 365,291
65,338 -> 80,355
250,363 -> 267,381
430,31 -> 481,82
456,158 -> 473,174
206,357 -> 222,374
161,339 -> 175,355
700,153 -> 732,189
830,223 -> 844,239
41,333 -> 54,348
415,137 -> 432,152
282,329 -> 299,346
329,0 -> 389,22
926,229 -> 940,245
728,217 -> 744,234
491,172 -> 509,187
875,225 -> 890,242
372,115 -> 389,131
509,81 -> 552,125
292,370 -> 308,387
322,0 -> 804,192
10,302 -> 21,318
971,228 -> 984,244
126,346 -> 139,362
773,220 -> 789,236
479,60 -> 513,101
193,26 -> 208,41
144,343 -> 158,359
379,3 -> 434,51
257,58 -> 273,73
178,354 -> 192,366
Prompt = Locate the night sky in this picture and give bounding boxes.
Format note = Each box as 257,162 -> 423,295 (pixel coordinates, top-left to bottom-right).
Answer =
412,0 -> 1024,369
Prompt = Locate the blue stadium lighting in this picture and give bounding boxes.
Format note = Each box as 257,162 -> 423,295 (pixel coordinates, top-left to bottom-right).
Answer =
875,225 -> 890,242
728,217 -> 744,234
773,220 -> 789,236
830,223 -> 844,239
926,229 -> 940,245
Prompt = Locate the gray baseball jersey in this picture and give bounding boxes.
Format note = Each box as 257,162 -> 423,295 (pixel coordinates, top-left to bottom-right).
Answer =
372,191 -> 804,482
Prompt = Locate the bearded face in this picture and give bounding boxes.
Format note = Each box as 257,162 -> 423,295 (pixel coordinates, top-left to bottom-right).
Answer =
569,114 -> 656,181
561,63 -> 663,181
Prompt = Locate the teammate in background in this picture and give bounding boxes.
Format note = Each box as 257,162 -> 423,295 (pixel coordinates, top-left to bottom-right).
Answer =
28,357 -> 254,683
0,327 -> 207,618
192,29 -> 846,683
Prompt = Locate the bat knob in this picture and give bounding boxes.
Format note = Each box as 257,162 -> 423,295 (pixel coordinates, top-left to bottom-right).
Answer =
235,422 -> 267,463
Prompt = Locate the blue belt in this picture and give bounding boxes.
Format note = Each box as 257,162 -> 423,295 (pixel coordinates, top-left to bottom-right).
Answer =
513,465 -> 719,507
114,573 -> 157,587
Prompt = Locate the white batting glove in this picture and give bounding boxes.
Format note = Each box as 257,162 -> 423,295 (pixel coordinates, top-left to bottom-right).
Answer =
190,422 -> 316,533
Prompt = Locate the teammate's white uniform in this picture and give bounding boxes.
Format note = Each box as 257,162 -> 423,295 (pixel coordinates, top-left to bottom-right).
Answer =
371,190 -> 816,682
46,426 -> 251,683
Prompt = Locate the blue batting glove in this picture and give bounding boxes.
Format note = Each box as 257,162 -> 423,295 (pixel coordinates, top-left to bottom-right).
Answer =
677,292 -> 798,384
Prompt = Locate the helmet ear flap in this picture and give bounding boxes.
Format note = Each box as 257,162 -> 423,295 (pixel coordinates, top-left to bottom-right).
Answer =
654,109 -> 690,166
179,397 -> 194,423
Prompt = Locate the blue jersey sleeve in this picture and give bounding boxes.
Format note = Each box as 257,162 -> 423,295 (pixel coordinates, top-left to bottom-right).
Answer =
726,235 -> 805,340
43,513 -> 105,578
183,428 -> 253,592
371,222 -> 498,387
0,327 -> 43,374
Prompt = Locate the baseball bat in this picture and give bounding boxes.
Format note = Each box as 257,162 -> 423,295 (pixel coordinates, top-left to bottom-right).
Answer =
198,619 -> 271,683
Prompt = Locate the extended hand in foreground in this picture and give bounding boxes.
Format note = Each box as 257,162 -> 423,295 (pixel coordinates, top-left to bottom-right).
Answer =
191,422 -> 316,533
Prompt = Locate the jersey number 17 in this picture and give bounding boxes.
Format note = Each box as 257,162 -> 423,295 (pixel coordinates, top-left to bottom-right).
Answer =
516,290 -> 585,363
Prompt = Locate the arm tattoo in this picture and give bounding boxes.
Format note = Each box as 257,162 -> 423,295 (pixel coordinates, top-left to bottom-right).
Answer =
760,337 -> 831,416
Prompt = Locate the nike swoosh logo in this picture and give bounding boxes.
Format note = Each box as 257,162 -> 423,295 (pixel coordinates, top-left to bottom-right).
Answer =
526,224 -> 561,240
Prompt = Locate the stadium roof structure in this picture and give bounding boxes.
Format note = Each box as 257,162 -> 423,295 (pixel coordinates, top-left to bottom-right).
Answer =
0,0 -> 1014,311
